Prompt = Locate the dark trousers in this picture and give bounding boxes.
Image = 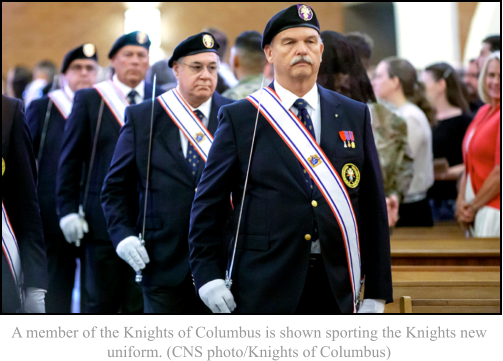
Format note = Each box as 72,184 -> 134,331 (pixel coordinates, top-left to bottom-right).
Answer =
84,239 -> 143,314
295,254 -> 341,314
143,272 -> 209,314
45,233 -> 80,313
396,198 -> 434,227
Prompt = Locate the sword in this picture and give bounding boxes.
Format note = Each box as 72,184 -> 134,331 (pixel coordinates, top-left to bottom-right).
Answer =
79,99 -> 105,248
37,74 -> 59,168
136,74 -> 157,283
225,76 -> 266,290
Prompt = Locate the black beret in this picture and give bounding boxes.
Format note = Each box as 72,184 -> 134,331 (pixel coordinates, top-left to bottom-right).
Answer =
168,32 -> 220,68
262,4 -> 320,49
108,31 -> 151,59
61,44 -> 98,73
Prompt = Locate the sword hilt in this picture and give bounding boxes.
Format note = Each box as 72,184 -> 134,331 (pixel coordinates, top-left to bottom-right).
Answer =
135,233 -> 145,283
224,270 -> 232,290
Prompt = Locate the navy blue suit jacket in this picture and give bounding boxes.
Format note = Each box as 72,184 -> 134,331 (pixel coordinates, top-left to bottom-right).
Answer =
189,84 -> 392,313
101,92 -> 234,286
26,96 -> 66,237
2,95 -> 48,312
56,83 -> 161,242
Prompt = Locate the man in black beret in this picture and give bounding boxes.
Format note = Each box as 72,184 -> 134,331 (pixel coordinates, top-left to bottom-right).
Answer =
101,32 -> 234,313
3,95 -> 48,313
57,31 -> 162,313
189,4 -> 392,313
26,44 -> 98,313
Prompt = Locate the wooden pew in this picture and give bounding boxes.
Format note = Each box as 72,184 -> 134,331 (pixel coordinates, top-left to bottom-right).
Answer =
400,296 -> 500,313
391,222 -> 467,241
390,238 -> 500,266
384,266 -> 500,313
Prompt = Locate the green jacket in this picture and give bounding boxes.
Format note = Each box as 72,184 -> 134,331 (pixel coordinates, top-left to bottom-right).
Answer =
368,102 -> 414,201
222,74 -> 263,100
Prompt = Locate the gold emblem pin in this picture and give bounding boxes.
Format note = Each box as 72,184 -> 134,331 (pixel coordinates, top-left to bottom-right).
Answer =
342,163 -> 360,188
307,154 -> 322,168
298,5 -> 314,21
136,31 -> 148,45
202,34 -> 214,49
2,158 -> 5,177
83,43 -> 96,57
195,132 -> 206,143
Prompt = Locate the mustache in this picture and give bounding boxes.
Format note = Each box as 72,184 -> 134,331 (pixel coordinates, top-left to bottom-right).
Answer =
291,56 -> 313,66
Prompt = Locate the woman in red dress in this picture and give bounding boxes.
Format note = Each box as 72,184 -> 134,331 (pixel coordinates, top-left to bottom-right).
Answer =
457,51 -> 500,237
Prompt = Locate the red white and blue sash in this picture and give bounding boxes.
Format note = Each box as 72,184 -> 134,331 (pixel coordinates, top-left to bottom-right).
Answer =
48,88 -> 73,119
158,89 -> 214,161
246,87 -> 362,311
2,202 -> 23,291
93,80 -> 129,126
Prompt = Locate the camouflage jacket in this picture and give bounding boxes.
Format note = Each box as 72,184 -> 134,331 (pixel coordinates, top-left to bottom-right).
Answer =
368,102 -> 414,201
222,74 -> 263,101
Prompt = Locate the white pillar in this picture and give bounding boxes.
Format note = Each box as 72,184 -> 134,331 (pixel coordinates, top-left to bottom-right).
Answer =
124,5 -> 164,64
393,2 -> 460,69
463,2 -> 501,66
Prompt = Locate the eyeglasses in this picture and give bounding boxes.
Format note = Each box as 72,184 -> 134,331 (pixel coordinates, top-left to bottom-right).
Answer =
68,64 -> 97,73
182,62 -> 219,75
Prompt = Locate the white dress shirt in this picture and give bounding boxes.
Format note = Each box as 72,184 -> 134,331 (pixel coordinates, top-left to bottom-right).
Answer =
113,74 -> 144,104
274,80 -> 321,253
397,102 -> 434,203
176,87 -> 212,158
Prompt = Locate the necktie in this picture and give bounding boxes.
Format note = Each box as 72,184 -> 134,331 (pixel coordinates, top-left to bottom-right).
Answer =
127,90 -> 138,105
294,98 -> 314,191
187,110 -> 204,179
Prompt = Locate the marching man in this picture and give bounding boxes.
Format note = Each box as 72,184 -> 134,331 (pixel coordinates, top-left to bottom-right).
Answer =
189,4 -> 392,313
26,43 -> 99,313
57,31 -> 161,313
102,33 -> 234,313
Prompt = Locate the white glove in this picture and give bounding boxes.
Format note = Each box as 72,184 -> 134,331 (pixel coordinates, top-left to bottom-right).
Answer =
116,236 -> 150,272
23,288 -> 47,313
59,213 -> 88,245
199,279 -> 236,313
357,299 -> 386,313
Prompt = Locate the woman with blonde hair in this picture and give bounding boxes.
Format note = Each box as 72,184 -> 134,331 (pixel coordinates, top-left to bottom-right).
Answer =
457,51 -> 500,237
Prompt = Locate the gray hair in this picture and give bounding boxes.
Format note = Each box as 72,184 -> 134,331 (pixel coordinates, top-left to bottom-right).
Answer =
478,51 -> 501,105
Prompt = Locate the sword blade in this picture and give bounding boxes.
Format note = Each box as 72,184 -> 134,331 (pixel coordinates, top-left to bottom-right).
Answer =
137,74 -> 157,283
226,76 -> 266,289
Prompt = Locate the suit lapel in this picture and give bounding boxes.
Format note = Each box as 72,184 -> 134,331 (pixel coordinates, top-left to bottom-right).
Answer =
316,85 -> 342,199
207,92 -> 222,136
195,92 -> 223,182
319,85 -> 341,160
157,99 -> 194,185
144,83 -> 153,102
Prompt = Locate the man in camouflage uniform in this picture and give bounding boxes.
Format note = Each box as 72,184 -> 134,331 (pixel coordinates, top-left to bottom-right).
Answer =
222,31 -> 265,100
368,102 -> 414,227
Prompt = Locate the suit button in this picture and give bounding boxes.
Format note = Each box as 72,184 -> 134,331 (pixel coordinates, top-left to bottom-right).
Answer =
195,188 -> 197,192
305,234 -> 312,241
311,200 -> 318,207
